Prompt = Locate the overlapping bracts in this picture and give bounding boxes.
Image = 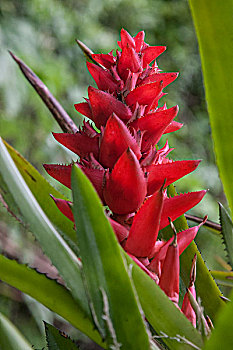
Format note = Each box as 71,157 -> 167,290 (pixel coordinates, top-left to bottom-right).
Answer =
44,29 -> 206,325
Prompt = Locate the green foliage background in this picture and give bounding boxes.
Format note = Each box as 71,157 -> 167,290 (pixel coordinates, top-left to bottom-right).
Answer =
0,0 -> 228,348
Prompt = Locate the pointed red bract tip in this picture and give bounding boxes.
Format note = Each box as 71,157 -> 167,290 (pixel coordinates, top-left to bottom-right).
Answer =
50,195 -> 74,222
125,81 -> 163,109
52,132 -> 99,160
125,188 -> 164,257
120,28 -> 135,49
86,61 -> 120,93
88,86 -> 132,128
134,31 -> 145,52
43,163 -> 72,188
117,46 -> 141,81
99,113 -> 141,169
74,101 -> 93,120
147,159 -> 201,195
141,46 -> 166,68
103,148 -> 147,215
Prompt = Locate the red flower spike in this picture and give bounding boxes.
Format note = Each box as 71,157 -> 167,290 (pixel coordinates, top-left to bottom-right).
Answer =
50,195 -> 74,222
125,81 -> 163,109
120,28 -> 136,49
141,46 -> 166,68
86,61 -> 120,93
108,217 -> 129,243
159,190 -> 207,231
43,164 -> 72,188
99,113 -> 141,169
147,160 -> 201,195
159,233 -> 180,304
182,255 -> 197,327
138,72 -> 179,88
163,120 -> 183,134
88,86 -> 132,128
74,101 -> 93,120
103,148 -> 147,214
91,53 -> 116,69
134,31 -> 145,52
117,46 -> 141,81
52,132 -> 99,160
125,187 -> 164,257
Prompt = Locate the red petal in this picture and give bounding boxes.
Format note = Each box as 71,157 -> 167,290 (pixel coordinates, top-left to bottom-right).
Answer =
74,102 -> 93,120
53,132 -> 100,160
125,188 -> 164,257
99,114 -> 141,169
103,148 -> 147,214
142,46 -> 166,68
108,218 -> 129,242
125,82 -> 163,109
159,191 -> 206,230
132,105 -> 179,151
159,243 -> 179,304
117,46 -> 141,81
134,31 -> 145,52
88,86 -> 132,128
50,195 -> 74,222
87,62 -> 120,93
138,72 -> 179,88
163,121 -> 183,134
43,164 -> 72,188
147,160 -> 201,195
91,53 -> 116,69
120,28 -> 135,49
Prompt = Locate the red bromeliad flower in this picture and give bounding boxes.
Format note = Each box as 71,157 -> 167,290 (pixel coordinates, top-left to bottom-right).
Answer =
44,29 -> 206,323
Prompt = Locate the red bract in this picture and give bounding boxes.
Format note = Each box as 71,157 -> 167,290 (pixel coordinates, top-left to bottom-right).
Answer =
44,29 -> 207,324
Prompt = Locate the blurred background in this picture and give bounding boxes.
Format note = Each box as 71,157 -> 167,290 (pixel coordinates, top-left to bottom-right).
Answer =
0,0 -> 228,348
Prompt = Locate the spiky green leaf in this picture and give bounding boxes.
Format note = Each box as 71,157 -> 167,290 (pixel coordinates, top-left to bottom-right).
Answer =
1,138 -> 76,244
0,138 -> 89,318
219,202 -> 233,268
0,255 -> 104,347
45,322 -> 79,350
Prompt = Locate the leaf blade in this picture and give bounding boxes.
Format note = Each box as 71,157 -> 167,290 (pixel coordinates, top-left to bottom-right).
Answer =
71,164 -> 152,350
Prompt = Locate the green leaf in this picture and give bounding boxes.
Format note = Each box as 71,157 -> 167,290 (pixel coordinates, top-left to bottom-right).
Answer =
124,254 -> 203,350
71,164 -> 151,350
210,270 -> 233,288
0,138 -> 89,318
0,312 -> 33,350
0,255 -> 104,347
165,185 -> 224,322
45,322 -> 79,350
1,138 -> 76,244
188,0 -> 233,218
203,288 -> 233,350
219,202 -> 233,268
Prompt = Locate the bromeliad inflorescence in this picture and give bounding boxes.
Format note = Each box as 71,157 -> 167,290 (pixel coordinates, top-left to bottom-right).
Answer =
44,29 -> 206,325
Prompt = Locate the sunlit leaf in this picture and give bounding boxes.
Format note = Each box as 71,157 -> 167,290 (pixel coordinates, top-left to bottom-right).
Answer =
189,0 -> 233,218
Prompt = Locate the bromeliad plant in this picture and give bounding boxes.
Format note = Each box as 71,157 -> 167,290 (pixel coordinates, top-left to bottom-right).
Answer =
0,22 -> 232,350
